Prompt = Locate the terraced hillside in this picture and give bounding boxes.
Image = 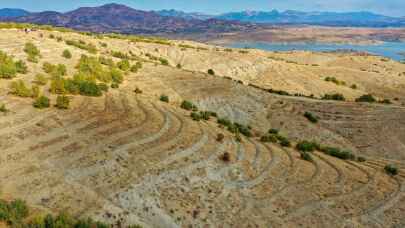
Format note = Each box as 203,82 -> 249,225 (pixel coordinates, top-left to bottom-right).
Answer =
0,26 -> 404,227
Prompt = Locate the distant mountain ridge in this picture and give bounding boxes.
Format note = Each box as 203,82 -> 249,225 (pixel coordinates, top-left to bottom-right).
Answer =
155,9 -> 213,20
1,4 -> 405,35
216,10 -> 405,27
0,8 -> 30,18
3,4 -> 257,34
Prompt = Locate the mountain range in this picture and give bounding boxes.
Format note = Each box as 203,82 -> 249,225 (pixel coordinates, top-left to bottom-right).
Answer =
1,3 -> 405,36
0,4 -> 258,34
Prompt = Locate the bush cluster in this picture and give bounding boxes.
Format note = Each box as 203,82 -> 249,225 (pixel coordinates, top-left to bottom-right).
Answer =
55,95 -> 70,109
65,40 -> 97,54
24,42 -> 41,63
0,198 -> 143,228
0,51 -> 28,78
296,140 -> 320,152
130,62 -> 142,73
48,55 -> 126,97
33,73 -> 48,85
384,164 -> 398,176
43,62 -> 67,78
9,80 -> 33,97
320,146 -> 355,160
355,94 -> 376,103
190,111 -> 217,122
0,199 -> 28,226
217,118 -> 252,137
261,128 -> 291,147
324,76 -> 346,86
181,100 -> 198,111
322,93 -> 346,101
111,51 -> 130,59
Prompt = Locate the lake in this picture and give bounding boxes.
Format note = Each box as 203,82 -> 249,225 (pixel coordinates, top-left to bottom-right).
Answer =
229,42 -> 405,61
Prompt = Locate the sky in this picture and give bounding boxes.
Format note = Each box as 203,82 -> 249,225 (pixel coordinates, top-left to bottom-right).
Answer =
1,0 -> 404,16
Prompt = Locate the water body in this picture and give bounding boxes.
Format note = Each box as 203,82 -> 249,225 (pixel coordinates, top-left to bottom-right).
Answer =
229,42 -> 405,61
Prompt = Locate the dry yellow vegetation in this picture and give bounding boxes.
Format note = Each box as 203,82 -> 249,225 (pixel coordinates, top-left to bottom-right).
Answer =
0,27 -> 404,228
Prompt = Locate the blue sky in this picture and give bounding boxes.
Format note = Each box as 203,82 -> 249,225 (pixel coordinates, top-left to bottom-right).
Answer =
1,0 -> 404,16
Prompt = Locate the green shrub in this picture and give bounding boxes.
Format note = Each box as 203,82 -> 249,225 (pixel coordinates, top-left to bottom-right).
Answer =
350,84 -> 358,89
31,85 -> 40,98
159,57 -> 169,66
322,93 -> 346,101
55,95 -> 70,109
110,67 -> 124,84
9,80 -> 32,97
301,152 -> 313,162
49,78 -> 66,94
207,69 -> 215,75
324,76 -> 346,86
42,62 -> 54,74
261,134 -> 277,143
160,95 -> 169,103
33,96 -> 50,109
176,63 -> 182,69
357,156 -> 366,162
62,49 -> 72,59
321,147 -> 355,160
24,42 -> 40,62
279,137 -> 291,147
234,123 -> 252,137
117,59 -> 131,71
181,100 -> 197,111
191,112 -> 201,121
15,60 -> 28,74
111,51 -> 129,59
0,199 -> 29,225
217,118 -> 232,128
355,94 -> 376,103
99,56 -> 115,67
304,112 -> 318,123
384,164 -> 398,176
98,83 -> 109,92
268,128 -> 279,134
296,140 -> 320,152
199,111 -> 212,121
78,81 -> 102,96
111,83 -> 119,89
33,73 -> 48,85
0,104 -> 7,113
0,51 -> 27,78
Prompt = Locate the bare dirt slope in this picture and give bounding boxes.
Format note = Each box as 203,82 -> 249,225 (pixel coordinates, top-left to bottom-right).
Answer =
0,28 -> 404,227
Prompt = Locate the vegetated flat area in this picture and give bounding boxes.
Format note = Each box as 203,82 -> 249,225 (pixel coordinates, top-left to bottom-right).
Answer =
0,27 -> 405,227
198,25 -> 405,45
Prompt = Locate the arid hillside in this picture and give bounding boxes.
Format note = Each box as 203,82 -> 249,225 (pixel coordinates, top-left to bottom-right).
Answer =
0,26 -> 404,228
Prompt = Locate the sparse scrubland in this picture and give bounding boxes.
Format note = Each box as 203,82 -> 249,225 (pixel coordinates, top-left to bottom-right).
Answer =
0,24 -> 404,228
